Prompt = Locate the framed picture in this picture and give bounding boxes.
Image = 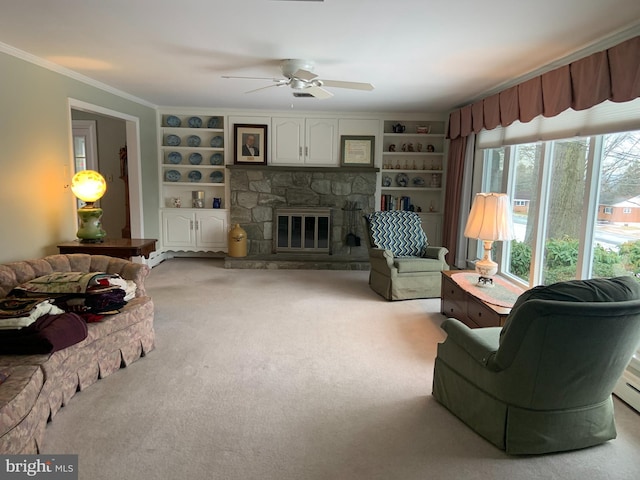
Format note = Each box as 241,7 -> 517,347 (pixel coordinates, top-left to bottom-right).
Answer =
234,124 -> 267,165
340,135 -> 375,167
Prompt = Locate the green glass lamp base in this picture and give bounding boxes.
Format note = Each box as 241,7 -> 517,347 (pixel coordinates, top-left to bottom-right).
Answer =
76,207 -> 106,243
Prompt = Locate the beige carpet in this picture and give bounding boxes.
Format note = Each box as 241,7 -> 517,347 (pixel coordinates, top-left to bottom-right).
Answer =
41,258 -> 640,479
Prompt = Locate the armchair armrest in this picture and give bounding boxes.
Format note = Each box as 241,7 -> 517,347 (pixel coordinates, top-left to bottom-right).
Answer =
441,318 -> 502,369
424,246 -> 449,263
368,247 -> 395,269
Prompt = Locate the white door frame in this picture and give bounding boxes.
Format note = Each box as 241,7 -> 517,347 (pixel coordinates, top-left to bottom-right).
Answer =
67,98 -> 144,238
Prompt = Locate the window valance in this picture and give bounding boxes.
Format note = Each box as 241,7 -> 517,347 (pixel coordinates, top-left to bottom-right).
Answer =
448,36 -> 640,140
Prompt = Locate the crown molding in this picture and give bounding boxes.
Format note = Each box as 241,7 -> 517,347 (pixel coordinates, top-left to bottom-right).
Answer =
0,41 -> 157,109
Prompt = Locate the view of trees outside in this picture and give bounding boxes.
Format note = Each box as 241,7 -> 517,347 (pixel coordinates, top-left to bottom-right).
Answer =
505,130 -> 640,284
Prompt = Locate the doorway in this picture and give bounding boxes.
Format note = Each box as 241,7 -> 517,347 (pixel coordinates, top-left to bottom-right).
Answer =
68,99 -> 144,239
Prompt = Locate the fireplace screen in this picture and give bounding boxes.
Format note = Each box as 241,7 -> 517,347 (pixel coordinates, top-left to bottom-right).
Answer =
276,208 -> 331,253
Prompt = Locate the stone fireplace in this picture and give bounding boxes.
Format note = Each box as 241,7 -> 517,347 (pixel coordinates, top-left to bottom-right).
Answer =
227,165 -> 377,263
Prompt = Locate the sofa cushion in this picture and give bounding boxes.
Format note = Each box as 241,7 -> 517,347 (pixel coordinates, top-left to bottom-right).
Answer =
366,211 -> 428,257
394,257 -> 446,274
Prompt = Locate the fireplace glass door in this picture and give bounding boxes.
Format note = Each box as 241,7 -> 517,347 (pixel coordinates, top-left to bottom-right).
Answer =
276,208 -> 331,253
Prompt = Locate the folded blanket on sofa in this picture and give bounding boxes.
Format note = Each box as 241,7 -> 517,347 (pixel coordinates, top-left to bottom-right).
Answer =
0,312 -> 88,354
53,289 -> 127,314
10,271 -> 120,296
0,298 -> 65,330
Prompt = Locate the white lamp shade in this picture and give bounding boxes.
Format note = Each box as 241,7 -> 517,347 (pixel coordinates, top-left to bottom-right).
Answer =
464,193 -> 515,241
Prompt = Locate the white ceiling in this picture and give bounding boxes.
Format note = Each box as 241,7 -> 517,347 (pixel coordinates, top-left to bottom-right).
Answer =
2,0 -> 639,114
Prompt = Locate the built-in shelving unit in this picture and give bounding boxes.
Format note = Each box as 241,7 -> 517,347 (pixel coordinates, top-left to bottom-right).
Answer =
380,119 -> 446,244
158,111 -> 228,252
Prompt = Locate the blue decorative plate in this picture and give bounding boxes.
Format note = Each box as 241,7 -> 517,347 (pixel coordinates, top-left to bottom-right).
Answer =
188,170 -> 202,182
210,153 -> 223,165
395,173 -> 409,187
209,171 -> 224,183
188,116 -> 202,128
412,176 -> 426,186
207,117 -> 219,129
166,115 -> 181,127
167,151 -> 182,164
189,153 -> 203,165
165,134 -> 181,146
210,136 -> 223,147
382,175 -> 392,187
165,170 -> 181,182
187,135 -> 201,147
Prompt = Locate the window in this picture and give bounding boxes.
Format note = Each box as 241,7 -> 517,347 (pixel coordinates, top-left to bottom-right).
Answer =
477,130 -> 640,286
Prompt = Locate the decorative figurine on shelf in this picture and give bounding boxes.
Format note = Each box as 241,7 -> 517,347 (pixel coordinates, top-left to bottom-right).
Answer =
427,144 -> 435,152
429,201 -> 435,212
401,143 -> 407,152
395,161 -> 401,169
172,197 -> 181,208
392,123 -> 405,133
416,143 -> 423,152
389,144 -> 396,152
407,143 -> 414,152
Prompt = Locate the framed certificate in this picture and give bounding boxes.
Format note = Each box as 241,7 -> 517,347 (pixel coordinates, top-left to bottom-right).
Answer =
340,135 -> 375,167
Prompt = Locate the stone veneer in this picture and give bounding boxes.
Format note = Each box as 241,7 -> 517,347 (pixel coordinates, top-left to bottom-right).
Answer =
228,165 -> 377,257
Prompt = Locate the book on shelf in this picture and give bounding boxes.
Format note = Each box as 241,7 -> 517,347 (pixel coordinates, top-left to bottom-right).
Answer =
380,195 -> 412,212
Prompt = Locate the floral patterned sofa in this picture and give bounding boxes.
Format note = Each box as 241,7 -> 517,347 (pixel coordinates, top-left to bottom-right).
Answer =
0,254 -> 155,453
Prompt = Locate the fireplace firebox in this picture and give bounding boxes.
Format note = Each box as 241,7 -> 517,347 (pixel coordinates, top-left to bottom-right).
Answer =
276,208 -> 331,253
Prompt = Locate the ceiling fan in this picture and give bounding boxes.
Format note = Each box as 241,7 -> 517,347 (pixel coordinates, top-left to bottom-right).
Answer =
222,59 -> 374,99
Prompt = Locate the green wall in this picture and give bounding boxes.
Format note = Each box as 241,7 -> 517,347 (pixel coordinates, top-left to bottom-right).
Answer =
0,52 -> 158,263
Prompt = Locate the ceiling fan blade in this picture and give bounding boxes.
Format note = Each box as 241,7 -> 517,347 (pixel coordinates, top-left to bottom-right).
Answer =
305,86 -> 334,99
293,68 -> 317,81
245,82 -> 287,94
320,79 -> 374,91
221,75 -> 281,81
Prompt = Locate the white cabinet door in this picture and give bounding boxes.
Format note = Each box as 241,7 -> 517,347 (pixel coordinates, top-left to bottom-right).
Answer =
162,211 -> 195,247
271,117 -> 338,166
196,210 -> 228,248
306,118 -> 337,165
272,117 -> 303,164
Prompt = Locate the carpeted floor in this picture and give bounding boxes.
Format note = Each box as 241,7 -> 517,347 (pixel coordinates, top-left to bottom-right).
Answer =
41,258 -> 640,479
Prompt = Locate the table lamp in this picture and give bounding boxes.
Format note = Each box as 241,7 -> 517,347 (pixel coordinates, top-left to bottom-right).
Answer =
71,170 -> 107,243
463,192 -> 515,286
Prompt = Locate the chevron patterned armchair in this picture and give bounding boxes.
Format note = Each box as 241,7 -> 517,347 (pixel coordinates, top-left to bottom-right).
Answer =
363,211 -> 449,300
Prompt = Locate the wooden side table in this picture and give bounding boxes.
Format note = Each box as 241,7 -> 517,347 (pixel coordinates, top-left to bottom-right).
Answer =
57,238 -> 157,259
441,270 -> 524,328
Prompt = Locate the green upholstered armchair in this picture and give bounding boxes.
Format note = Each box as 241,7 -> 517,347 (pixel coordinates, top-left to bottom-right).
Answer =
363,211 -> 448,301
432,276 -> 640,455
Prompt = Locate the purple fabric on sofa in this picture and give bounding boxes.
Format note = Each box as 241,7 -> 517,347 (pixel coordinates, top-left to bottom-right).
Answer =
0,313 -> 88,355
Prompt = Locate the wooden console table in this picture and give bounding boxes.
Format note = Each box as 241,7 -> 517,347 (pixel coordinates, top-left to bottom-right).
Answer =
441,270 -> 525,328
58,238 -> 157,259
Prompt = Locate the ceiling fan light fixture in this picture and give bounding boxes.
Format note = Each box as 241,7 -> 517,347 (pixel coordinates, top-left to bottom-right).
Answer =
290,78 -> 307,89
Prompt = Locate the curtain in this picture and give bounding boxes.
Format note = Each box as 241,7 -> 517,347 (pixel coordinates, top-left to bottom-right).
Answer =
441,135 -> 467,265
448,35 -> 640,140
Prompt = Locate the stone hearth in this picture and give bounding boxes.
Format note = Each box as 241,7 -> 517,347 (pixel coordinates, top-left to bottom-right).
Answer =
227,165 -> 377,267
